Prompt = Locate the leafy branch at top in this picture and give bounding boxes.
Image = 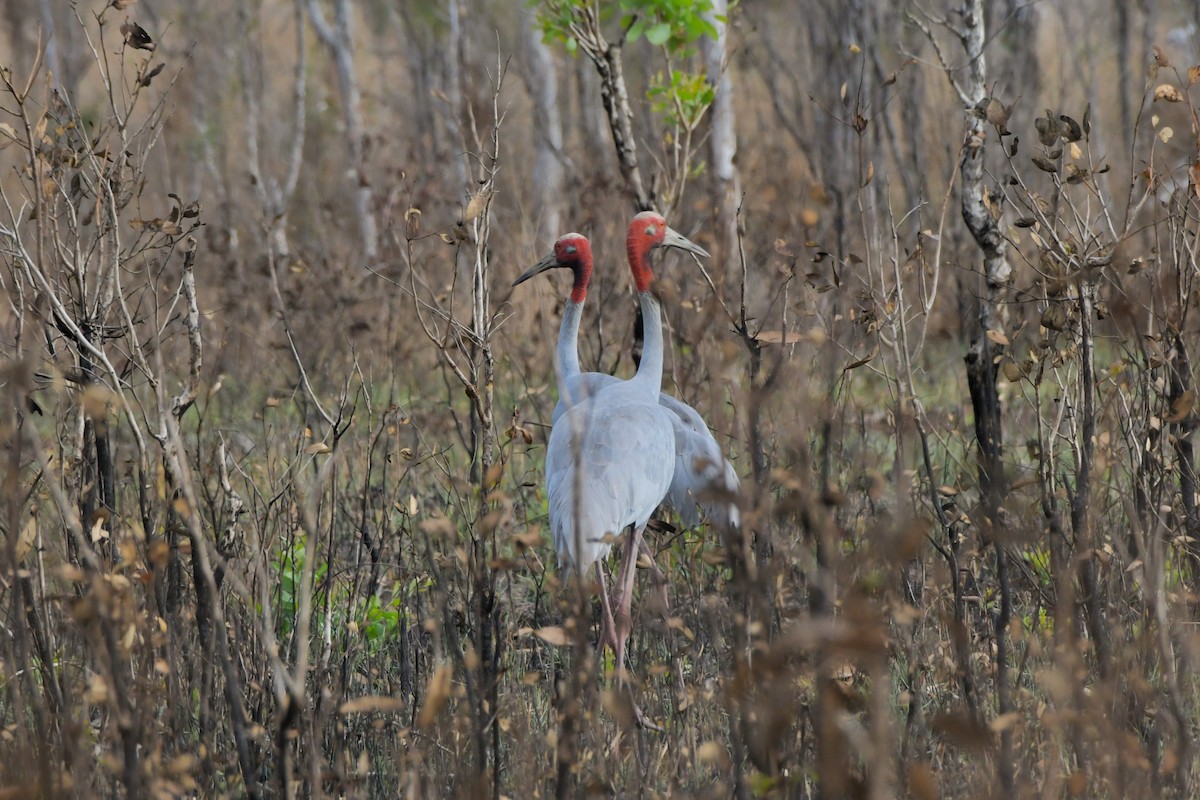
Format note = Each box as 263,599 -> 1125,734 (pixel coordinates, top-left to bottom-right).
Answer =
532,0 -> 730,213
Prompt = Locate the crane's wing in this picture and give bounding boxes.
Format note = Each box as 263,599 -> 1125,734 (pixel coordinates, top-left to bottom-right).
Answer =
552,371 -> 740,529
545,399 -> 675,571
552,371 -> 620,424
658,393 -> 741,529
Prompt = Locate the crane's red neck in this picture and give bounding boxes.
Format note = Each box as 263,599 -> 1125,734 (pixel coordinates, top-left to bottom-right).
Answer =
553,233 -> 592,304
626,211 -> 665,293
570,248 -> 592,304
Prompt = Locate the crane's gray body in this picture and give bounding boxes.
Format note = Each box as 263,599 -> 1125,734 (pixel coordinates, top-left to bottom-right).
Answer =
554,373 -> 739,530
545,293 -> 677,572
545,384 -> 676,571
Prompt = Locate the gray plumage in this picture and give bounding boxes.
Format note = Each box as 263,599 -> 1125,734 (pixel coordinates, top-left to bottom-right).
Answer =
553,374 -> 739,530
545,387 -> 676,571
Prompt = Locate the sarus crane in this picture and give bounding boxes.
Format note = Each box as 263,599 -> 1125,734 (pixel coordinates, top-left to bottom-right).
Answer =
513,231 -> 739,532
516,213 -> 712,719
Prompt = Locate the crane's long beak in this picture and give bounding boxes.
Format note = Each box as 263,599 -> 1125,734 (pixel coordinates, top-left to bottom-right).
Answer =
512,252 -> 562,287
662,227 -> 710,259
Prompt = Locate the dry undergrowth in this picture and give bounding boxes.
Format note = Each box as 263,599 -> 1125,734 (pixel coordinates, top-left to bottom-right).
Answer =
1,3 -> 1200,799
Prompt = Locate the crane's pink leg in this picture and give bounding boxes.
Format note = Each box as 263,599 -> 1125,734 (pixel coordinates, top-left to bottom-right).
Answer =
637,536 -> 671,614
611,526 -> 641,679
594,561 -> 619,655
638,536 -> 684,715
613,525 -> 663,730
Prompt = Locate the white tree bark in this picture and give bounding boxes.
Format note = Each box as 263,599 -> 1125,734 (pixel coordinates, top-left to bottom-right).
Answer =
306,0 -> 378,259
241,0 -> 307,261
444,0 -> 470,193
959,0 -> 1011,294
520,8 -> 565,238
576,55 -> 611,174
703,0 -> 740,275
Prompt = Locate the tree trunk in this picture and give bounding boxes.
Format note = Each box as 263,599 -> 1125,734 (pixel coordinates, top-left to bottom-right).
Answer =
704,0 -> 740,280
445,0 -> 470,194
959,0 -> 1011,506
957,0 -> 1014,792
521,9 -> 565,239
306,0 -> 377,259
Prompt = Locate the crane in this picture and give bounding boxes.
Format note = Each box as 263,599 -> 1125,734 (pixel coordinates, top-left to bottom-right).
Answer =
513,234 -> 739,533
521,213 -> 708,712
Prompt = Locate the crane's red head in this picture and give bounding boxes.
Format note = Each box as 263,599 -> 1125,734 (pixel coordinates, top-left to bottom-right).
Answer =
512,232 -> 593,303
625,211 -> 710,293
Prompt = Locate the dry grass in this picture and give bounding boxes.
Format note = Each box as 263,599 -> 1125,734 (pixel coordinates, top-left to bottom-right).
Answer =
1,1 -> 1200,798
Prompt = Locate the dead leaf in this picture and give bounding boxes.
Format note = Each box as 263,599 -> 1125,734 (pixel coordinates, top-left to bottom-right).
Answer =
534,626 -> 571,646
120,19 -> 155,51
697,740 -> 729,767
140,63 -> 165,87
1159,126 -> 1174,144
1154,84 -> 1185,103
419,516 -> 455,538
164,753 -> 196,778
1035,112 -> 1060,146
416,663 -> 452,728
483,461 -> 503,490
463,189 -> 493,223
984,97 -> 1010,129
15,514 -> 37,563
1190,65 -> 1200,86
339,695 -> 406,715
304,442 -> 331,455
1031,155 -> 1058,174
511,529 -> 542,549
1166,389 -> 1196,423
510,425 -> 533,444
1059,115 -> 1083,142
755,330 -> 805,345
1041,303 -> 1069,332
404,207 -> 421,239
907,763 -> 940,800
986,329 -> 1009,346
601,688 -> 637,728
84,673 -> 110,705
990,711 -> 1021,732
842,345 -> 878,372
931,712 -> 994,751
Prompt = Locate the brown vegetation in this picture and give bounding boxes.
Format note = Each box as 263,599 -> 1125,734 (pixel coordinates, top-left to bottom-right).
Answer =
2,0 -> 1200,797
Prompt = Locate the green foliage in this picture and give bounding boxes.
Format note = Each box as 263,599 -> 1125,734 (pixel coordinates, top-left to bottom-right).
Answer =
620,0 -> 721,51
534,0 -> 723,51
648,68 -> 715,131
1021,545 -> 1052,589
533,0 -> 724,134
363,576 -> 432,647
275,536 -> 328,637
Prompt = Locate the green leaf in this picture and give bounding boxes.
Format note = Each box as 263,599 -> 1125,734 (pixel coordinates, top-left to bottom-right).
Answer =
565,36 -> 577,54
627,17 -> 645,42
645,22 -> 671,46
